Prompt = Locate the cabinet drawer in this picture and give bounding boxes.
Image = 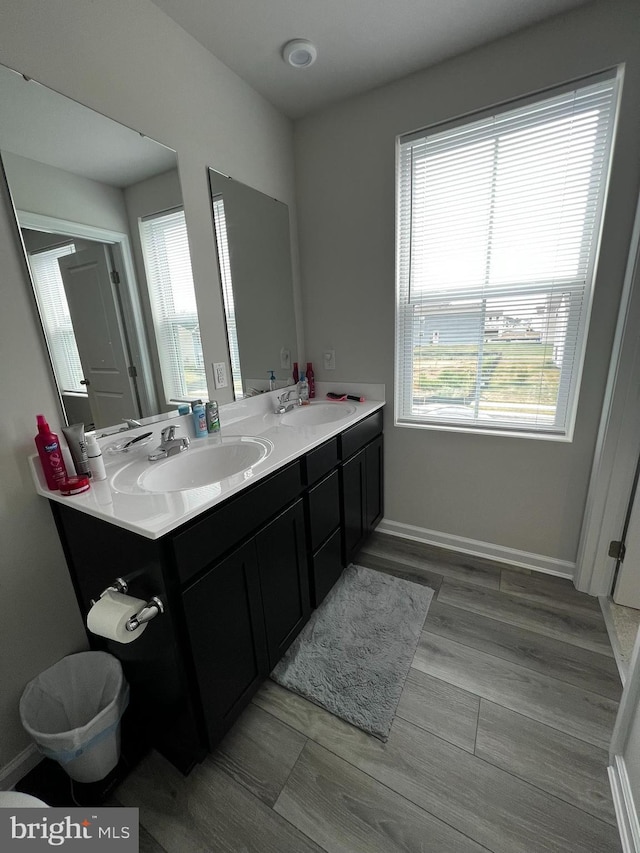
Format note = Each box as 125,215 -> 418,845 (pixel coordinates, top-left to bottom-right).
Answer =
339,410 -> 383,460
303,437 -> 339,485
311,527 -> 343,608
173,461 -> 302,585
307,469 -> 340,551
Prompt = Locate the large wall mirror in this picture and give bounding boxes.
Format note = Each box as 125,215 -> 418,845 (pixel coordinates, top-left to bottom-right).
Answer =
209,169 -> 298,399
0,62 -> 299,430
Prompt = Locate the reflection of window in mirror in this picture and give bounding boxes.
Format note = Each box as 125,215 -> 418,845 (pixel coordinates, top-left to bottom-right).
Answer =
139,207 -> 207,404
212,196 -> 244,398
28,242 -> 86,396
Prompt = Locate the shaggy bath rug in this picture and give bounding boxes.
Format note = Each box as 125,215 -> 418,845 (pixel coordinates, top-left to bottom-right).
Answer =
271,564 -> 434,740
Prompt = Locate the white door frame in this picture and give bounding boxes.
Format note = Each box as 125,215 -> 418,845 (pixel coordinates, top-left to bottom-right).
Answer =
17,210 -> 158,419
576,192 -> 640,596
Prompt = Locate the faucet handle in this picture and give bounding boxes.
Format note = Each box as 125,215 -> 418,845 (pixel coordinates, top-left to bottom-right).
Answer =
161,424 -> 177,443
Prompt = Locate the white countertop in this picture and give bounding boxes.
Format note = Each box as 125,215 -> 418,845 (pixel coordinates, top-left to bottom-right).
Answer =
30,383 -> 385,540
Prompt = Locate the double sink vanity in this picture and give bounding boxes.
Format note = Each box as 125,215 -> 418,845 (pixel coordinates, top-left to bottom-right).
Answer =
31,388 -> 384,775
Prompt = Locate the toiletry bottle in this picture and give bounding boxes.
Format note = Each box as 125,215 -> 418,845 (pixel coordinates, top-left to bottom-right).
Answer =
306,362 -> 315,399
268,370 -> 276,391
205,400 -> 221,433
62,422 -> 91,477
85,431 -> 107,481
292,362 -> 299,384
299,372 -> 310,404
34,414 -> 67,490
191,400 -> 208,437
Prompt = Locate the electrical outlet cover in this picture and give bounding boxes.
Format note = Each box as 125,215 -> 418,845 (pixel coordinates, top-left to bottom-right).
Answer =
213,362 -> 228,389
323,349 -> 336,370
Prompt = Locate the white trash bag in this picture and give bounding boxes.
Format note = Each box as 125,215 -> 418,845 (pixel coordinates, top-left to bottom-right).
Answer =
20,651 -> 129,783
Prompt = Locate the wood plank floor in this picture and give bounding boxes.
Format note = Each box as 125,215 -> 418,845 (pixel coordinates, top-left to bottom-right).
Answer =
114,532 -> 623,852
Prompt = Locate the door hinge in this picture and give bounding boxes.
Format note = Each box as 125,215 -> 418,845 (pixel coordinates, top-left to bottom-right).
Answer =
609,540 -> 626,561
128,365 -> 138,378
110,270 -> 121,285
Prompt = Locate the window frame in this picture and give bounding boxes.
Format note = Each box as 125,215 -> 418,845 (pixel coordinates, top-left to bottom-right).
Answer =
394,68 -> 622,441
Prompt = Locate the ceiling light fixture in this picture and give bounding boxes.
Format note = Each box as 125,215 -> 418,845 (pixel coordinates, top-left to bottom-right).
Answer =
282,39 -> 317,69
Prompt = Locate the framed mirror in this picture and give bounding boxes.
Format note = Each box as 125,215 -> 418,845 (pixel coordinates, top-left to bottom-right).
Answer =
0,61 -> 301,430
208,168 -> 298,399
0,62 -> 209,431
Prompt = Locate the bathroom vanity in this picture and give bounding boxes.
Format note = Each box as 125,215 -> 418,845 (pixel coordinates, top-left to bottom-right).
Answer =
33,393 -> 384,775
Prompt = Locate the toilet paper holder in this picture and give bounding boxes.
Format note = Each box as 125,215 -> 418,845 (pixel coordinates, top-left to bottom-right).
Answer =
92,577 -> 165,633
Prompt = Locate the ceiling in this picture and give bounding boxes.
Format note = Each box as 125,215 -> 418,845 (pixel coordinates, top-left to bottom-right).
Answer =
149,0 -> 592,118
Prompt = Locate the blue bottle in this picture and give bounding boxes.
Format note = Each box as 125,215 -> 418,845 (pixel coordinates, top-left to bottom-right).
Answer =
191,400 -> 208,438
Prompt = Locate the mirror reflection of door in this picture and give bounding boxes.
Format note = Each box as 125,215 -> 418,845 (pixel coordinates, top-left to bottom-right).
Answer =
58,245 -> 140,429
26,231 -> 141,430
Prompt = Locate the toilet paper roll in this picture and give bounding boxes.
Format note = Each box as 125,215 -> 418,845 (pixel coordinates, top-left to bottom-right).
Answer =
87,590 -> 148,643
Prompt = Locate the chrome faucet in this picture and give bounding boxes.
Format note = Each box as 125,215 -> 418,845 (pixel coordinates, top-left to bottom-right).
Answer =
148,425 -> 190,461
121,418 -> 143,431
274,387 -> 301,414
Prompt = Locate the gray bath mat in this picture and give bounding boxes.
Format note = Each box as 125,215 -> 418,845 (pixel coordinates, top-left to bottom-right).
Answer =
271,564 -> 434,741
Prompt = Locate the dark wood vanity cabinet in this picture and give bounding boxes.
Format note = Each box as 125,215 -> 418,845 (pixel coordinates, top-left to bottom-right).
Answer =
340,414 -> 384,564
50,406 -> 384,779
182,540 -> 268,748
304,438 -> 343,607
254,499 -> 310,668
182,498 -> 309,749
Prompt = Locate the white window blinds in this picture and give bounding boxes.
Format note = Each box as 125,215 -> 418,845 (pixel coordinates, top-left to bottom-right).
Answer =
396,72 -> 620,438
212,196 -> 244,398
28,242 -> 85,394
139,208 -> 207,404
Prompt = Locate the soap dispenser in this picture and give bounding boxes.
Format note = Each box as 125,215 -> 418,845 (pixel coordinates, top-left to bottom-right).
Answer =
268,370 -> 276,391
299,372 -> 310,404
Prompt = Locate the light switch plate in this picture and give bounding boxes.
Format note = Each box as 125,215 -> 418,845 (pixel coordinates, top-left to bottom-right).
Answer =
280,348 -> 291,369
213,362 -> 228,389
323,349 -> 336,370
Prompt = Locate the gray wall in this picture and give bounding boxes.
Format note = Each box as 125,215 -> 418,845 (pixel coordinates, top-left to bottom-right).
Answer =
0,0 -> 295,772
2,151 -> 130,233
294,0 -> 640,564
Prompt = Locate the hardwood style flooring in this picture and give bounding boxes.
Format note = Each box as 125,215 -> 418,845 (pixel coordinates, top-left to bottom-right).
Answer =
114,532 -> 623,852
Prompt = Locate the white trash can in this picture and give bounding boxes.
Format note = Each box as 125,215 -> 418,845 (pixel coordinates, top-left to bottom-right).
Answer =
19,651 -> 129,783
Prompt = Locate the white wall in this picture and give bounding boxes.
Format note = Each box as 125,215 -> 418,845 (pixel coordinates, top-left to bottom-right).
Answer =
294,0 -> 640,566
0,0 -> 295,772
3,152 -> 130,233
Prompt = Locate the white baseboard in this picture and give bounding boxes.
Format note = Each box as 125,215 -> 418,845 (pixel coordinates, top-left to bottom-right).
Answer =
0,744 -> 40,791
376,518 -> 575,578
609,755 -> 640,852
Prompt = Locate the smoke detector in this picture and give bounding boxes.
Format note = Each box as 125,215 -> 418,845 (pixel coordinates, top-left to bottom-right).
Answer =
282,39 -> 317,69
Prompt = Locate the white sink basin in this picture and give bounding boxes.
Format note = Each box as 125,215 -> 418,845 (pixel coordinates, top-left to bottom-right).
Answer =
280,402 -> 356,427
111,436 -> 272,494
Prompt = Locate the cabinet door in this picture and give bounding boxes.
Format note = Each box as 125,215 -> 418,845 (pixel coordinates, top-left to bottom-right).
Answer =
255,499 -> 310,669
365,434 -> 384,530
341,448 -> 366,564
182,541 -> 268,748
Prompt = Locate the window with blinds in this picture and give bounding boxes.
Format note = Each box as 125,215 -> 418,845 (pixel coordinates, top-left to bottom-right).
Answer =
395,71 -> 620,438
139,208 -> 207,404
28,242 -> 85,394
212,196 -> 244,398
